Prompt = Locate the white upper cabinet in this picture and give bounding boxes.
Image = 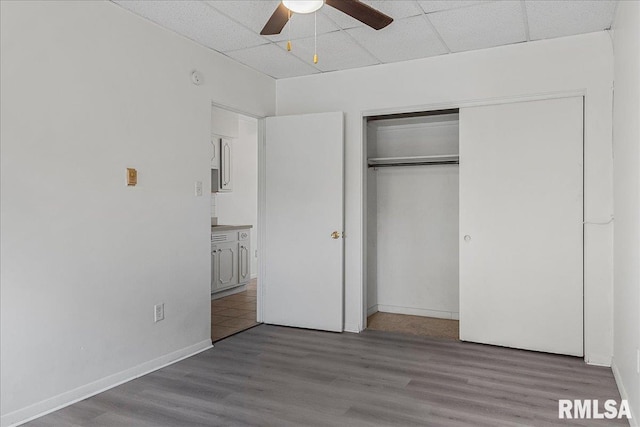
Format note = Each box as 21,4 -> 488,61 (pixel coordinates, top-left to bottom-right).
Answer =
210,136 -> 218,169
219,137 -> 233,192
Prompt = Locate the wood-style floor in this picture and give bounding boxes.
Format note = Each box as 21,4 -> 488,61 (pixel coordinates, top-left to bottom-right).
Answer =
27,325 -> 625,426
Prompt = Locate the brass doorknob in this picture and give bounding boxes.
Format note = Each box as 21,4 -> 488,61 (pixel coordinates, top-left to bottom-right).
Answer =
331,231 -> 340,239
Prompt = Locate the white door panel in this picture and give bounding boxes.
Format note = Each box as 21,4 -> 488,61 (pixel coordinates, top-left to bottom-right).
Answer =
264,112 -> 344,332
459,97 -> 583,356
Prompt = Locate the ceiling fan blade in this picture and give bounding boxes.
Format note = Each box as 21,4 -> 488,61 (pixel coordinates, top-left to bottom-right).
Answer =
325,0 -> 393,30
260,3 -> 291,35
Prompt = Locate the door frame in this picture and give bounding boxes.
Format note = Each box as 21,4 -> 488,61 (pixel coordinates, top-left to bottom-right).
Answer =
359,90 -> 586,335
211,101 -> 265,323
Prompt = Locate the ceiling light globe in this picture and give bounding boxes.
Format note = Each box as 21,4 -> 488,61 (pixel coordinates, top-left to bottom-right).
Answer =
282,0 -> 323,14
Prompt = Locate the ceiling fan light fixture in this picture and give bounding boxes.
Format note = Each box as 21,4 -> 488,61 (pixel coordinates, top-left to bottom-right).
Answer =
282,0 -> 323,14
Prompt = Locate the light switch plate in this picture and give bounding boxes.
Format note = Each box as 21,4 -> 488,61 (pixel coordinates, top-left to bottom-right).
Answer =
154,303 -> 164,323
127,168 -> 137,186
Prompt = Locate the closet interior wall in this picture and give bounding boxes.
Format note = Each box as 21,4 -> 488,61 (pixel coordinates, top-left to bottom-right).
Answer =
366,112 -> 460,322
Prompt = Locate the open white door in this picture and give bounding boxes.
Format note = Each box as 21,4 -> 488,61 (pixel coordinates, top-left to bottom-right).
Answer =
263,112 -> 344,332
459,97 -> 583,356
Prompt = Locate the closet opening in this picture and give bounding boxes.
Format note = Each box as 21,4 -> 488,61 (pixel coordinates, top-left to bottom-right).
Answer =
365,108 -> 460,340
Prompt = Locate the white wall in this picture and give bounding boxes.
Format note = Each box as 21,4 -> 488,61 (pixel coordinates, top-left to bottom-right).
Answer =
277,32 -> 614,365
215,115 -> 259,277
368,117 -> 459,319
0,1 -> 274,425
612,0 -> 640,420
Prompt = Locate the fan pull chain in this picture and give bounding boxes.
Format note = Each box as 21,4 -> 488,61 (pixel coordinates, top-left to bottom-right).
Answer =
313,11 -> 318,64
287,9 -> 292,51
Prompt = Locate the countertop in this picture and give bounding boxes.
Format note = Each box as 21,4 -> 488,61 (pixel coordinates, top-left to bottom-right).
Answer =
211,224 -> 253,232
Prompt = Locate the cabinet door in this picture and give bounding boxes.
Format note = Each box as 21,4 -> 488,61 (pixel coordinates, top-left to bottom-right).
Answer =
214,241 -> 238,291
220,138 -> 233,191
211,245 -> 219,293
238,241 -> 250,284
210,137 -> 219,169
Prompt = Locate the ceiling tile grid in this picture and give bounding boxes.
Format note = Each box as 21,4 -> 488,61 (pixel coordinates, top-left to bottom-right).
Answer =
427,1 -> 527,52
321,0 -> 423,30
346,14 -> 448,63
277,31 -> 380,72
525,0 -> 618,41
418,0 -> 492,14
225,43 -> 321,78
111,0 -> 619,79
208,0 -> 340,42
113,0 -> 268,52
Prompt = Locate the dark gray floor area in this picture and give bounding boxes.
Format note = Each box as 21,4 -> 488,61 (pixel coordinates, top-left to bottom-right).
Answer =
26,325 -> 626,426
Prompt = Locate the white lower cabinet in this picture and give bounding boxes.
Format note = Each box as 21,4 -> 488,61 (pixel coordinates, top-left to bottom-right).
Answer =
213,241 -> 238,291
211,227 -> 251,294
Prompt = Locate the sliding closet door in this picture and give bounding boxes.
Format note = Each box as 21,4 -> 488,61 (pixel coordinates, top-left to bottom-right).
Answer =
459,97 -> 583,356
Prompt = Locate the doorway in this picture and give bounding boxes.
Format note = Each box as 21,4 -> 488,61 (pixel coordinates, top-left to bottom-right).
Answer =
364,109 -> 461,340
210,105 -> 261,342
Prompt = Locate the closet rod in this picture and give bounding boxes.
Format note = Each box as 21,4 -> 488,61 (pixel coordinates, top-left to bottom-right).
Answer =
368,160 -> 459,168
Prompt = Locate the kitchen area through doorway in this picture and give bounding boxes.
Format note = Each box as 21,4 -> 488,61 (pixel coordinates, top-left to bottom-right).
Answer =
210,105 -> 259,342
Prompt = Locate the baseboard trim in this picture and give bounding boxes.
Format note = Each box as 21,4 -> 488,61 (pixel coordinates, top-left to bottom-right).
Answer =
211,284 -> 247,300
611,359 -> 638,427
367,305 -> 378,316
377,304 -> 459,320
343,323 -> 360,333
2,339 -> 212,427
585,354 -> 612,367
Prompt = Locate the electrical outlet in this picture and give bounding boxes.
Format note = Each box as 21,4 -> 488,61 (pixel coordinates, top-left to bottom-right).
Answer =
195,181 -> 203,197
154,303 -> 164,323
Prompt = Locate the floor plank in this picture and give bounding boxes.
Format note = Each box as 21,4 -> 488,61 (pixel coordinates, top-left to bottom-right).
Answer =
27,325 -> 627,426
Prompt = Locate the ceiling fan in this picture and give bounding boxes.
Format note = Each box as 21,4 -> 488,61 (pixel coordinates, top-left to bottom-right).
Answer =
260,0 -> 394,35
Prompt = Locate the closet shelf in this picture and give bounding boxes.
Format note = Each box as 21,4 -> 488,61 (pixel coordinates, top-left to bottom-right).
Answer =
367,154 -> 459,168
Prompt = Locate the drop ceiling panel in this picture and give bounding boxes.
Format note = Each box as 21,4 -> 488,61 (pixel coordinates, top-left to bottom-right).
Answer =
226,43 -> 320,78
347,15 -> 447,63
428,1 -> 526,52
112,0 -> 619,79
277,31 -> 379,72
418,0 -> 492,14
323,0 -> 423,30
208,0 -> 338,42
205,1 -> 280,33
114,0 -> 268,52
269,11 -> 340,42
526,0 -> 617,41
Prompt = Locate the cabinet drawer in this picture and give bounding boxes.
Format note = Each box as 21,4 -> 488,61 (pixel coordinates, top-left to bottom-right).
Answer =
211,231 -> 237,243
